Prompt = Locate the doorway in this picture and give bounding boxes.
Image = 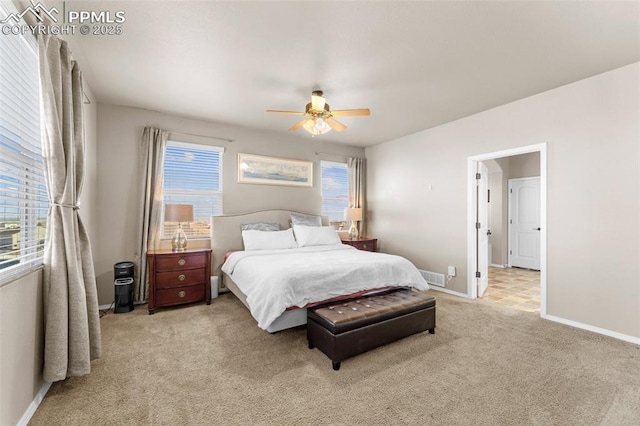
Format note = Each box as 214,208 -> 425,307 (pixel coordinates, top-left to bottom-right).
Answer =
467,144 -> 547,316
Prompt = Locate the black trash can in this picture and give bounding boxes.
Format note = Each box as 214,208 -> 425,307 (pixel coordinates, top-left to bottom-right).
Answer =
114,262 -> 134,313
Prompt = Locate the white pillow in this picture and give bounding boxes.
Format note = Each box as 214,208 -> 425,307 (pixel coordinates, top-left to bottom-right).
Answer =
242,228 -> 298,251
293,225 -> 341,247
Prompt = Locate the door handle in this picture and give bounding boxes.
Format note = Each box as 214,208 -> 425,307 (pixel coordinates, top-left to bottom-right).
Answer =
533,227 -> 541,231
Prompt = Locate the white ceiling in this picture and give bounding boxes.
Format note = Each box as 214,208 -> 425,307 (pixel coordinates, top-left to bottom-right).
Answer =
57,0 -> 639,147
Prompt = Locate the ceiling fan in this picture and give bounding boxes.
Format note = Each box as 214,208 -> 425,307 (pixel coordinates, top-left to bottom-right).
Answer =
266,90 -> 370,136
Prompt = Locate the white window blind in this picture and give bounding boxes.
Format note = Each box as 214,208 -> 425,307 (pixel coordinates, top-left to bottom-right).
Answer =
0,2 -> 47,286
162,141 -> 223,239
320,161 -> 348,224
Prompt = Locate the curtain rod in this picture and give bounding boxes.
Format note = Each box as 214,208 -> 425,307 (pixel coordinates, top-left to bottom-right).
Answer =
169,131 -> 234,143
315,152 -> 348,159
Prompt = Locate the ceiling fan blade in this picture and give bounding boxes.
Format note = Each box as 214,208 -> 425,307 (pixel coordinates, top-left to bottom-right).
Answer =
331,108 -> 371,117
325,117 -> 347,132
266,110 -> 306,115
289,118 -> 311,131
311,94 -> 326,111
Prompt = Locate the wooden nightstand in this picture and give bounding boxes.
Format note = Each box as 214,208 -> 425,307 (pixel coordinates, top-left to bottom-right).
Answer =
147,249 -> 211,314
341,237 -> 377,252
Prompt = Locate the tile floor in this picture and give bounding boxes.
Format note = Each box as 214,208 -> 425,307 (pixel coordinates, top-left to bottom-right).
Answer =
483,266 -> 540,313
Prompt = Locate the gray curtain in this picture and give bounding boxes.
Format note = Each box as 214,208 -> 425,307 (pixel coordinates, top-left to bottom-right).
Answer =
347,157 -> 366,235
39,34 -> 101,382
133,127 -> 167,302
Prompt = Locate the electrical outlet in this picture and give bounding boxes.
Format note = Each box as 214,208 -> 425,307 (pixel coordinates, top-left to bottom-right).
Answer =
447,266 -> 456,277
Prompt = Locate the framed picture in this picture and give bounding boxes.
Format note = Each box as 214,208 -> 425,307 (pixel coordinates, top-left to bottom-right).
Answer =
237,153 -> 313,187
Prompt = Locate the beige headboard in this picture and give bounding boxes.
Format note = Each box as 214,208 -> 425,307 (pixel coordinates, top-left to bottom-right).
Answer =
210,210 -> 329,284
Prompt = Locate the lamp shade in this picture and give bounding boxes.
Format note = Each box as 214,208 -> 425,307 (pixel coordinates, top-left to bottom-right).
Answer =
303,117 -> 331,136
344,207 -> 363,221
164,204 -> 194,223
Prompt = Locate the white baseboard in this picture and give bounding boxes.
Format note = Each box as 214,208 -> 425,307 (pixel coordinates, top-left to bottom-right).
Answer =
543,313 -> 640,345
490,264 -> 506,268
427,286 -> 471,299
99,301 -> 146,310
18,381 -> 51,426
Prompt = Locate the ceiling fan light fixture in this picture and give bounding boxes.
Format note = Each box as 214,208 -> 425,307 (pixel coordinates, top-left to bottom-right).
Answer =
303,117 -> 331,136
267,90 -> 369,134
315,117 -> 330,132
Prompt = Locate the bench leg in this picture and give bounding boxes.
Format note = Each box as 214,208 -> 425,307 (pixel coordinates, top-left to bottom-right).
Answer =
332,361 -> 341,371
428,328 -> 435,334
308,342 -> 314,349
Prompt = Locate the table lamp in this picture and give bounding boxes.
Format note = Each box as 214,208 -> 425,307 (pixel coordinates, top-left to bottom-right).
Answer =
344,207 -> 363,240
164,204 -> 194,252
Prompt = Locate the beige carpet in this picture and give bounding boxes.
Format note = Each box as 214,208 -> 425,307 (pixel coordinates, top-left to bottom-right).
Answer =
30,292 -> 640,425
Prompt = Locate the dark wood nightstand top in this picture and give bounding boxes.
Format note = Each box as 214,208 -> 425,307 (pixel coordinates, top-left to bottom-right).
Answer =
146,248 -> 212,255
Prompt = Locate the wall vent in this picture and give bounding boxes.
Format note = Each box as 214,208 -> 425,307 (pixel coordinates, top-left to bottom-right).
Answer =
419,270 -> 445,287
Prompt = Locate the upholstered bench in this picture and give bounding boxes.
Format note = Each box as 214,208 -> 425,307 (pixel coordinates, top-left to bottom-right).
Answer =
307,289 -> 436,370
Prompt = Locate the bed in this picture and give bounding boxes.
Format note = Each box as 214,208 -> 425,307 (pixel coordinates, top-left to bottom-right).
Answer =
211,210 -> 429,333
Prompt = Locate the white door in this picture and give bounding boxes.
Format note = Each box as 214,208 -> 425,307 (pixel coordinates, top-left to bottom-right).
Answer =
476,162 -> 489,297
509,177 -> 541,270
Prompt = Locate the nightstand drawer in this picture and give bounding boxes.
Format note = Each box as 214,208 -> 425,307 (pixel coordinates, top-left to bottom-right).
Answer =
155,253 -> 207,272
342,238 -> 377,252
155,269 -> 206,289
352,241 -> 372,251
155,285 -> 205,307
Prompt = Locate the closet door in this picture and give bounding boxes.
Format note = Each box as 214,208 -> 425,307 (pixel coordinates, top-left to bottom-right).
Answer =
508,177 -> 541,270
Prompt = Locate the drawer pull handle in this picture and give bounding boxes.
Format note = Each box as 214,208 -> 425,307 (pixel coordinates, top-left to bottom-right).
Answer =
362,245 -> 368,249
178,291 -> 186,298
178,259 -> 186,266
178,274 -> 186,281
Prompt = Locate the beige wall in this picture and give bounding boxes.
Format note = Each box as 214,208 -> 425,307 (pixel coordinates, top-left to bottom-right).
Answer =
81,85 -> 100,254
509,152 -> 540,179
0,269 -> 44,426
366,63 -> 640,338
95,104 -> 364,305
0,82 -> 99,425
487,162 -> 506,266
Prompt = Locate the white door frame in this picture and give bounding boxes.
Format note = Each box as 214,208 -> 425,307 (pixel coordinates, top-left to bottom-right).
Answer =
466,143 -> 547,317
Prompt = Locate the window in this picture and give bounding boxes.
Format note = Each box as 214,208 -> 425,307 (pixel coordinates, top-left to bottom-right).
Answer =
321,161 -> 348,227
0,2 -> 48,285
162,141 -> 223,239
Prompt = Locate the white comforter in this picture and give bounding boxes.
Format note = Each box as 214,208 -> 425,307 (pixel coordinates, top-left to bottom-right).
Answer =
221,244 -> 429,330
